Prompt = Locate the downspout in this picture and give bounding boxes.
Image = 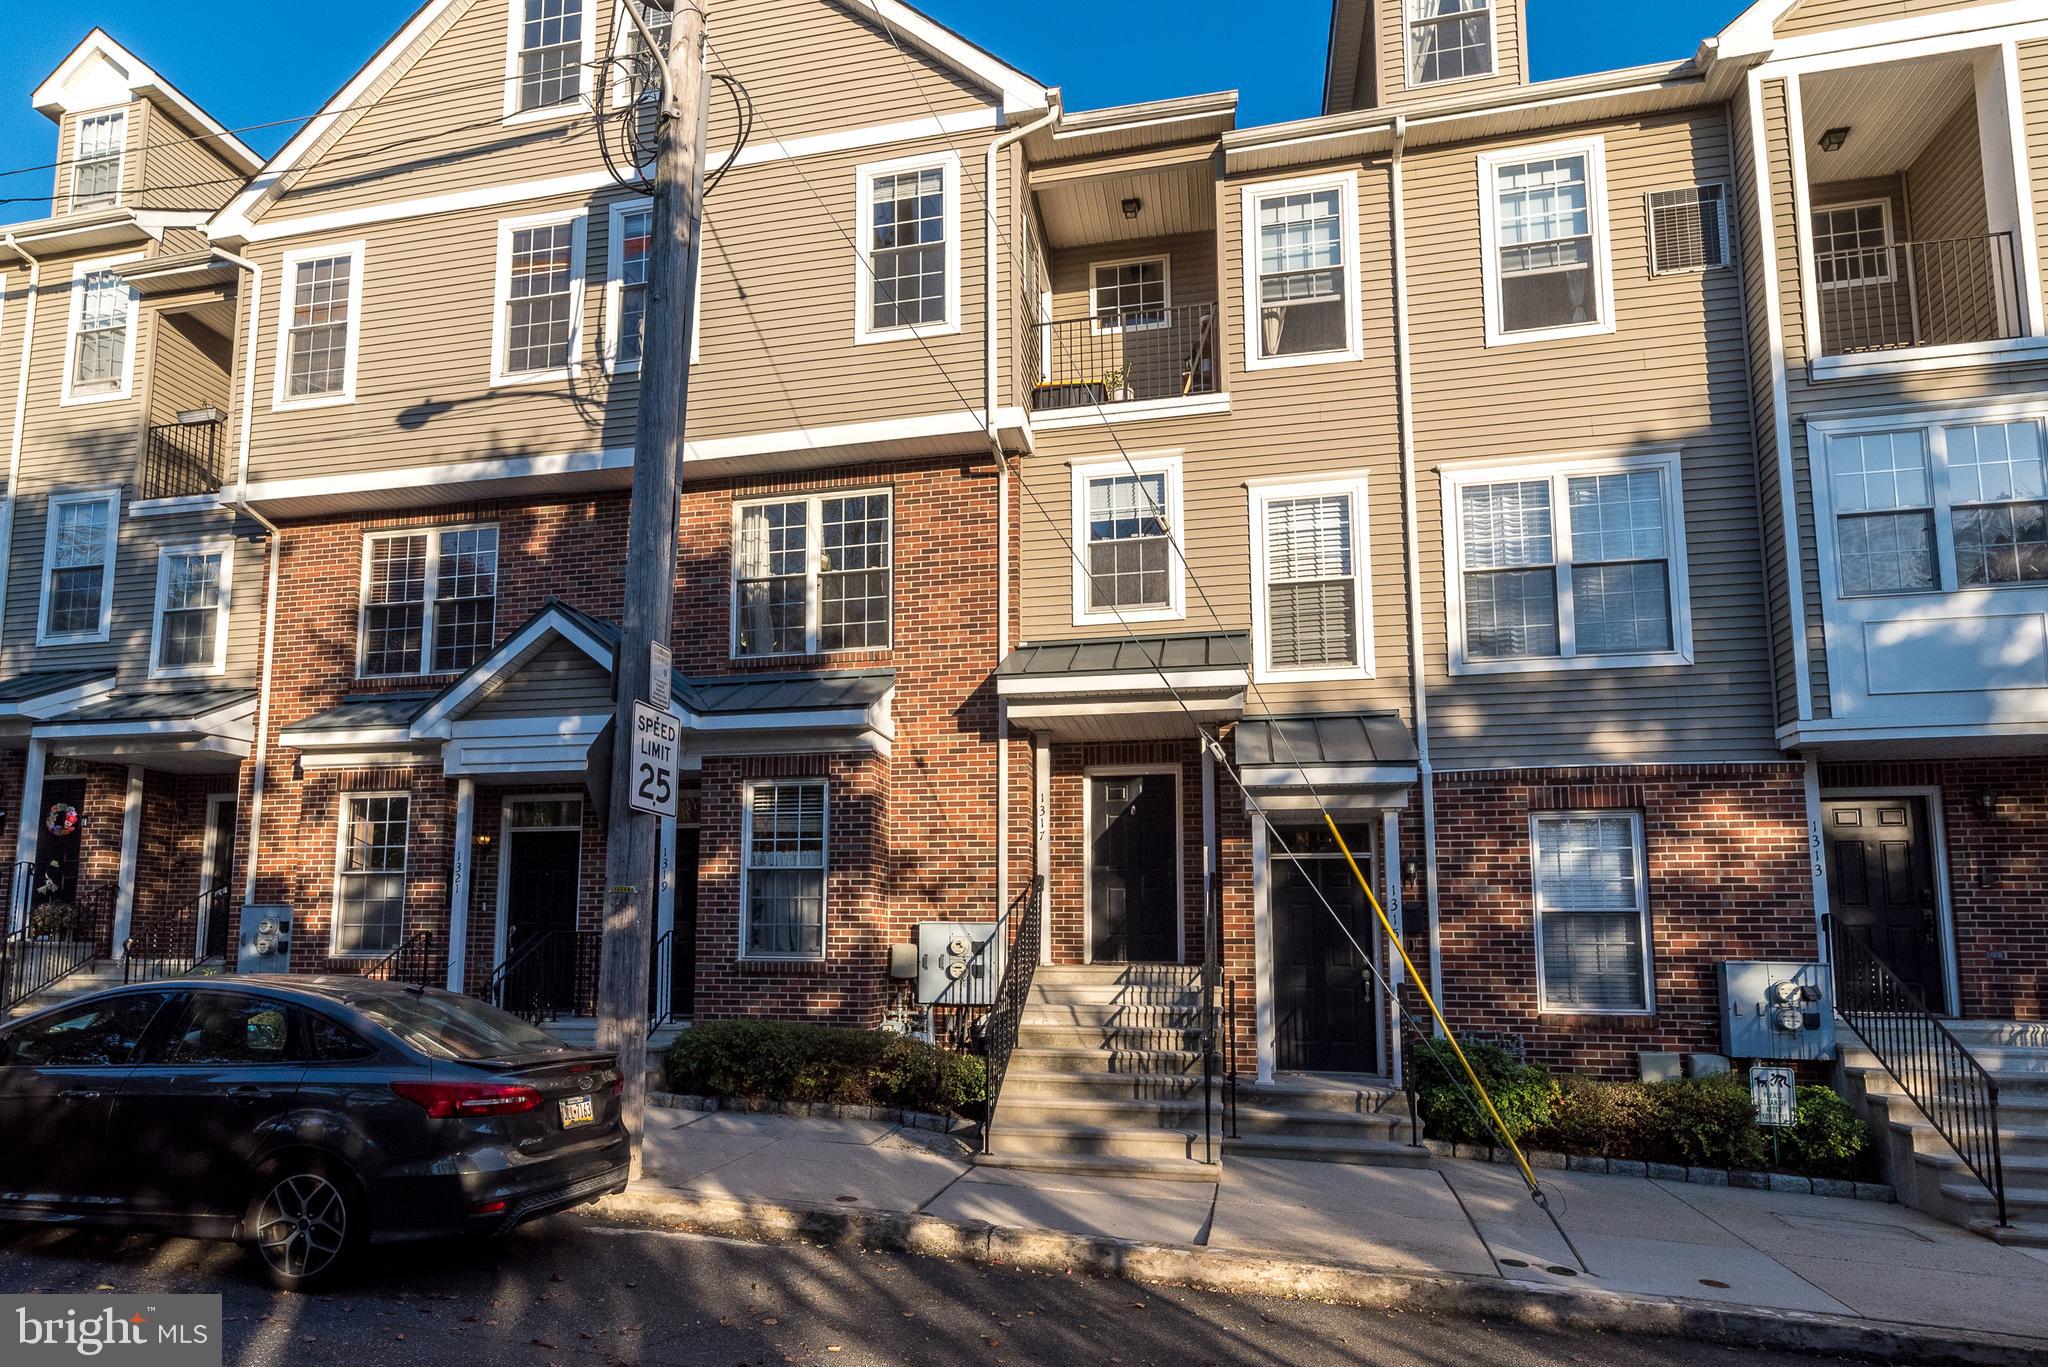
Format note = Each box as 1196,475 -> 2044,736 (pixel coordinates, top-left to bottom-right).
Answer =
1388,116 -> 1445,1033
986,96 -> 1060,920
0,235 -> 43,656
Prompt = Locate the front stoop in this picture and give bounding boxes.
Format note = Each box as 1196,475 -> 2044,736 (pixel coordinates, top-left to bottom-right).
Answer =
1223,1076 -> 1433,1169
4,960 -> 127,1020
1837,1019 -> 2048,1247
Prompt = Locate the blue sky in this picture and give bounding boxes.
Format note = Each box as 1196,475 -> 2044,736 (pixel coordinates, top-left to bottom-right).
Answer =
0,0 -> 1746,222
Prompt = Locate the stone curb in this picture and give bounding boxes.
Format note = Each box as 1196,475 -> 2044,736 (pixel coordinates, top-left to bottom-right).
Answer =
588,1185 -> 2047,1367
648,1089 -> 965,1134
1420,1140 -> 1895,1203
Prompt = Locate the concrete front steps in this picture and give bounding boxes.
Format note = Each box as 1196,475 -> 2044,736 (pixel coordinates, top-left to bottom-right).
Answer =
5,960 -> 128,1019
1838,1021 -> 2048,1247
1224,1076 -> 1432,1169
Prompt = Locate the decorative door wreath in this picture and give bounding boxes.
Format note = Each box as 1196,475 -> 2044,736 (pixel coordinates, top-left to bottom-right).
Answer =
44,803 -> 79,838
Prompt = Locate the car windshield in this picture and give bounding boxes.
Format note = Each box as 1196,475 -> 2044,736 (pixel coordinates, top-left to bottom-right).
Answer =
348,990 -> 571,1061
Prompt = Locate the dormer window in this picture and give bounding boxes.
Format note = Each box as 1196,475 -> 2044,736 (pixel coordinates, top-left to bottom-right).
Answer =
512,0 -> 588,116
1409,0 -> 1493,87
68,110 -> 125,212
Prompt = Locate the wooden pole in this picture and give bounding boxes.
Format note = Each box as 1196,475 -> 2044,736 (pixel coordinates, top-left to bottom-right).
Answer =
598,0 -> 707,1179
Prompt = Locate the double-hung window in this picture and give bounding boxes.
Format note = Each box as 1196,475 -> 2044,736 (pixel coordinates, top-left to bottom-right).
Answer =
334,793 -> 408,957
1091,257 -> 1168,332
1251,476 -> 1371,681
1479,139 -> 1614,345
734,492 -> 893,657
39,491 -> 119,645
151,544 -> 232,677
1811,202 -> 1893,289
856,152 -> 959,343
1072,457 -> 1182,624
607,201 -> 652,370
1408,0 -> 1493,86
1444,452 -> 1691,673
68,110 -> 125,211
1243,174 -> 1359,367
612,0 -> 673,104
511,0 -> 588,115
1532,811 -> 1652,1014
360,526 -> 500,678
495,212 -> 586,383
65,262 -> 137,402
275,243 -> 364,406
742,781 -> 827,960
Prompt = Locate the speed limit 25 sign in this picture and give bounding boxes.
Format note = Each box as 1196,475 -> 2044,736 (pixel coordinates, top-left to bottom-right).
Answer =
629,701 -> 680,818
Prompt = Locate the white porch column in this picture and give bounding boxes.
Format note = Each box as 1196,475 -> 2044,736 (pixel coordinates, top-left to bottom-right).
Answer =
1201,744 -> 1217,964
1804,758 -> 1831,961
10,738 -> 46,933
1033,733 -> 1051,966
110,767 -> 144,958
655,813 -> 677,1019
1382,809 -> 1404,1085
445,777 -> 475,993
1252,814 -> 1276,1084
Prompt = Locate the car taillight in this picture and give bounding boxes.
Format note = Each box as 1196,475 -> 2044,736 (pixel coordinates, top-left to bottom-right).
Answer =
391,1080 -> 544,1119
609,1072 -> 623,1095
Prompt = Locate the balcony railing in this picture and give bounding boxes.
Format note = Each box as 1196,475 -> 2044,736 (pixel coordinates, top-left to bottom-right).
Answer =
1030,304 -> 1218,412
139,417 -> 227,502
1816,231 -> 2024,358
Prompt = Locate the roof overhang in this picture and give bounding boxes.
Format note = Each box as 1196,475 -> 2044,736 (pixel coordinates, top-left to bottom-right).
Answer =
113,248 -> 243,297
0,673 -> 119,723
32,693 -> 257,772
1782,721 -> 2048,759
31,29 -> 260,172
0,209 -> 209,260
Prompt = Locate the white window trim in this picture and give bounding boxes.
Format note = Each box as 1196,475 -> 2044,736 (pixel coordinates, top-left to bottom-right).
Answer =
853,149 -> 963,347
1403,0 -> 1500,91
1088,254 -> 1172,335
148,539 -> 235,679
738,778 -> 829,963
1810,197 -> 1896,290
502,0 -> 599,126
1070,453 -> 1186,627
730,488 -> 895,659
606,0 -> 666,109
66,107 -> 128,213
1530,809 -> 1655,1017
37,488 -> 121,646
331,789 -> 410,961
59,254 -> 142,407
1645,182 -> 1733,277
1248,472 -> 1375,684
271,240 -> 367,411
603,197 -> 699,374
490,209 -> 588,388
356,524 -> 501,680
1477,136 -> 1618,348
1239,170 -> 1364,372
1440,449 -> 1695,675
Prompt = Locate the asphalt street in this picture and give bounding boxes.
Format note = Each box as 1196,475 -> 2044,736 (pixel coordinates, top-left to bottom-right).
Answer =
0,1213 -> 1868,1366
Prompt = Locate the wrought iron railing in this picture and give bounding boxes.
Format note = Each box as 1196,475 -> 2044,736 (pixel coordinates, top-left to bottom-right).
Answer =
1224,976 -> 1240,1140
483,928 -> 603,1024
1030,304 -> 1218,412
139,418 -> 227,501
979,874 -> 1045,1154
649,927 -> 673,1029
363,930 -> 438,988
1815,231 -> 2023,357
124,883 -> 232,984
1827,914 -> 2006,1227
1,881 -> 114,1012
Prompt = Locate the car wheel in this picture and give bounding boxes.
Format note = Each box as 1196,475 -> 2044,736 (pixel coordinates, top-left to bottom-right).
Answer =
246,1161 -> 365,1290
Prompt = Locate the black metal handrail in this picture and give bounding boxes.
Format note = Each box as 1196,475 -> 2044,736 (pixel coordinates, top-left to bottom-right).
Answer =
124,883 -> 232,985
1,882 -> 114,1012
1031,303 -> 1218,412
139,418 -> 227,501
1815,231 -> 2023,357
980,875 -> 1045,1154
1200,853 -> 1221,1165
649,927 -> 673,1029
1224,976 -> 1240,1140
483,928 -> 602,1024
362,930 -> 437,988
1827,914 -> 2006,1227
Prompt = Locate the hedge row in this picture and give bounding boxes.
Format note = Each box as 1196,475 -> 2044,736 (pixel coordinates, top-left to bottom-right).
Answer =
663,1019 -> 986,1115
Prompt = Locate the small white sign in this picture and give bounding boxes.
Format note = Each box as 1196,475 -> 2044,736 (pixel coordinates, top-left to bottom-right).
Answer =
649,641 -> 673,710
1750,1064 -> 1797,1128
628,700 -> 680,819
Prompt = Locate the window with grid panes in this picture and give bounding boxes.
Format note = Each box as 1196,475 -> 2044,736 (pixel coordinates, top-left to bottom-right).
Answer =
1263,492 -> 1359,671
743,781 -> 826,959
868,167 -> 947,331
68,111 -> 124,211
516,0 -> 585,112
1947,421 -> 2048,587
1534,812 -> 1649,1013
1460,480 -> 1558,660
1409,0 -> 1492,84
504,222 -> 578,375
615,206 -> 651,367
735,501 -> 808,656
70,269 -> 131,394
622,0 -> 671,97
820,494 -> 892,650
433,527 -> 500,671
43,495 -> 114,640
1826,430 -> 1937,596
155,549 -> 226,674
1647,185 -> 1728,275
336,794 -> 408,956
1254,188 -> 1347,358
284,253 -> 355,399
735,493 -> 892,656
1091,259 -> 1167,331
1084,473 -> 1172,613
1812,203 -> 1892,286
1491,152 -> 1601,333
360,527 -> 498,677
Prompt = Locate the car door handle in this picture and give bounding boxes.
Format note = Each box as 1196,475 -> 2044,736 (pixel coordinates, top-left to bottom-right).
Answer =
60,1088 -> 101,1101
227,1085 -> 273,1102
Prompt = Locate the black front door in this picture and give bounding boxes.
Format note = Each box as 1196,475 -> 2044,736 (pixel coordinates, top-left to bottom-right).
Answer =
1824,796 -> 1946,1008
1272,825 -> 1379,1073
506,827 -> 583,1012
32,776 -> 86,905
669,827 -> 698,1018
203,798 -> 237,958
1089,772 -> 1178,963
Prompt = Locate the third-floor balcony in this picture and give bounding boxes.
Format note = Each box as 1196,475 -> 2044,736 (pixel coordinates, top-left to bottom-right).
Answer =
139,412 -> 227,502
1028,303 -> 1219,413
1816,231 -> 2025,358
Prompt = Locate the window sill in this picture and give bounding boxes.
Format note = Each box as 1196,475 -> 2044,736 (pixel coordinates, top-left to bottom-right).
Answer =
1449,649 -> 1694,677
131,494 -> 226,518
1537,1008 -> 1657,1021
1241,346 -> 1363,374
1071,605 -> 1184,630
854,320 -> 963,347
59,387 -> 131,409
150,665 -> 228,683
1484,318 -> 1618,349
501,101 -> 587,130
1808,335 -> 2048,383
272,392 -> 357,413
37,631 -> 111,648
489,366 -> 581,390
1254,662 -> 1373,686
735,957 -> 829,976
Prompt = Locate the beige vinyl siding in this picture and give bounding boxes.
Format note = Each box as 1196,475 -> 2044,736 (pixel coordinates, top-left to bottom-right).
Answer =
134,102 -> 250,214
1776,0 -> 2005,39
1407,109 -> 1779,769
2024,41 -> 2048,329
266,0 -> 994,220
466,636 -> 613,717
1904,99 -> 1997,344
1376,0 -> 1526,111
143,310 -> 233,428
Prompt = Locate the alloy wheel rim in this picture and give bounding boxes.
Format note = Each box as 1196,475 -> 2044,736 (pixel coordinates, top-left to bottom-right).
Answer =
255,1173 -> 347,1280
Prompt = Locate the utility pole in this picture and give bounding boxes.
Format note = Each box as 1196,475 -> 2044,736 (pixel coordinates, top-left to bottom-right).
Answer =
598,0 -> 708,1178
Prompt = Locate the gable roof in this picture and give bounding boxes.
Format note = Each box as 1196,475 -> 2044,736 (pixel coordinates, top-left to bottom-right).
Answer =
32,29 -> 261,174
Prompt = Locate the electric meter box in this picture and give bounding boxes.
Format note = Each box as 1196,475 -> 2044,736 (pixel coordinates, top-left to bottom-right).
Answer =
1719,960 -> 1834,1061
914,921 -> 1003,1007
238,904 -> 294,975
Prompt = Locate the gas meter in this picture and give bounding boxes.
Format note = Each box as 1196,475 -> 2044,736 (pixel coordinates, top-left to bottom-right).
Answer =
1718,960 -> 1832,1060
913,921 -> 1002,1006
238,903 -> 294,974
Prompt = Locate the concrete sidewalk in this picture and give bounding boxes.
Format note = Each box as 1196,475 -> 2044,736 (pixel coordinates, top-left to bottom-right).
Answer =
631,1106 -> 2048,1347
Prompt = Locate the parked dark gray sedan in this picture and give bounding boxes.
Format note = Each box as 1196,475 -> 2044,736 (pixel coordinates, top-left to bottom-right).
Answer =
0,976 -> 628,1287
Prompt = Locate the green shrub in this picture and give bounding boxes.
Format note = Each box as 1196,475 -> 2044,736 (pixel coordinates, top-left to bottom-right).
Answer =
1411,1039 -> 1556,1145
1535,1074 -> 1659,1160
663,1020 -> 986,1116
1778,1085 -> 1876,1179
1645,1073 -> 1771,1171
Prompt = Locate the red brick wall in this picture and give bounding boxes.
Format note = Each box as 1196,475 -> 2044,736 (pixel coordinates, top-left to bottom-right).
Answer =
1820,759 -> 2048,1021
130,772 -> 234,947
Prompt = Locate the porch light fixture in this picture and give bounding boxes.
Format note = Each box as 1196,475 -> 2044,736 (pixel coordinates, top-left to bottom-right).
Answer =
474,831 -> 495,850
1121,196 -> 1142,220
1819,126 -> 1851,153
1975,788 -> 1998,817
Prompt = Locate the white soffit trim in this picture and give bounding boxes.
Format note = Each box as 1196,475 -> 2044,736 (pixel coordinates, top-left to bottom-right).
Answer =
31,28 -> 260,171
834,0 -> 1049,114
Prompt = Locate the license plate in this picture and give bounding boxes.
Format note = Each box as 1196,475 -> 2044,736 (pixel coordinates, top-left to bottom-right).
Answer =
559,1094 -> 596,1128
